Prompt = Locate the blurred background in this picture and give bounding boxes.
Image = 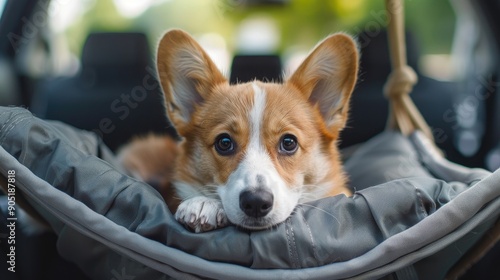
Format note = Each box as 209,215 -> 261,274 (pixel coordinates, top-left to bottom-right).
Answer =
19,0 -> 457,79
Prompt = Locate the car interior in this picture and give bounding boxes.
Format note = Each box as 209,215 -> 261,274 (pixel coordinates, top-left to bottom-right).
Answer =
1,0 -> 499,279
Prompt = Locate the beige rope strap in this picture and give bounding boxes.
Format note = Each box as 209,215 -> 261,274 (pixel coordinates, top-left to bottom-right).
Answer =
446,220 -> 500,280
384,0 -> 433,140
384,2 -> 500,276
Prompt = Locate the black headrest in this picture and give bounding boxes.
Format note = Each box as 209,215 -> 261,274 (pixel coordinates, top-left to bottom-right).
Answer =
230,55 -> 283,84
81,32 -> 150,70
357,30 -> 420,82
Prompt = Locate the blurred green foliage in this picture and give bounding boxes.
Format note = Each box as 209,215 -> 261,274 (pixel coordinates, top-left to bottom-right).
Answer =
62,0 -> 456,56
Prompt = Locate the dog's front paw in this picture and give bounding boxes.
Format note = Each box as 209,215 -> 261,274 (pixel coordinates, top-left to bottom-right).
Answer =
175,196 -> 228,233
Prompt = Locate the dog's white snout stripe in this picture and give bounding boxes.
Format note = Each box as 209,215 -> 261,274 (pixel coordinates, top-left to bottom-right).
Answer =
240,83 -> 275,185
249,83 -> 267,155
256,174 -> 266,186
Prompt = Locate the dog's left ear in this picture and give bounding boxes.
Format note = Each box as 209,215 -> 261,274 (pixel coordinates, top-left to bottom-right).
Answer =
287,33 -> 359,131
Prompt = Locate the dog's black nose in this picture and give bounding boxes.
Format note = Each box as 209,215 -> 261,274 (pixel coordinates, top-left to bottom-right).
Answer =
239,189 -> 274,218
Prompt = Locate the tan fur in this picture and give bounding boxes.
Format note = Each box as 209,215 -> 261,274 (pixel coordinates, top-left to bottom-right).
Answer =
118,134 -> 179,211
119,29 -> 358,230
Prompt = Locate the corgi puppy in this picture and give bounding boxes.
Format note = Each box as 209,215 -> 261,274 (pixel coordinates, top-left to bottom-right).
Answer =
119,29 -> 358,233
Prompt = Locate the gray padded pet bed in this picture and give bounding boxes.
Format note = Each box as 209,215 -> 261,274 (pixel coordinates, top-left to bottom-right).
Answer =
1,106 -> 499,279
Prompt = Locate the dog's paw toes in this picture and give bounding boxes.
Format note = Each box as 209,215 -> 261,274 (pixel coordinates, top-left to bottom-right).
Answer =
175,197 -> 228,233
216,208 -> 228,227
199,216 -> 216,232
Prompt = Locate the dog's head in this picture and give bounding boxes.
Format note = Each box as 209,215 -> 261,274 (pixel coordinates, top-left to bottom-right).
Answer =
157,30 -> 358,229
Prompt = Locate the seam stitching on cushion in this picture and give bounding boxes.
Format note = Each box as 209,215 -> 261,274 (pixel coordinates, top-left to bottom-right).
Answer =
302,213 -> 320,266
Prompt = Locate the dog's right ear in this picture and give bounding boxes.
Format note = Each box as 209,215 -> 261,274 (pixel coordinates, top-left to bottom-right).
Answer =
157,29 -> 227,133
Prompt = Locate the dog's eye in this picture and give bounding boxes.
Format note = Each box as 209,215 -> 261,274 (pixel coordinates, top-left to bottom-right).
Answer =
215,134 -> 236,155
279,134 -> 298,155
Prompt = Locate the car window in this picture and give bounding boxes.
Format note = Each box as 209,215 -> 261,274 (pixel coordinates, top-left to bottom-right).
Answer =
0,0 -> 7,19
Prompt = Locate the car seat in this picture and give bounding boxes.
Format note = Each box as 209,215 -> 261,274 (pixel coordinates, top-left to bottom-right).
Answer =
30,32 -> 176,152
